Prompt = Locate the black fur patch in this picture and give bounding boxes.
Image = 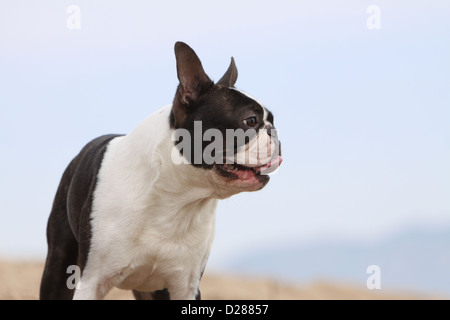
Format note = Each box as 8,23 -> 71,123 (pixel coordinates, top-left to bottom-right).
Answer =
172,86 -> 270,168
40,134 -> 122,299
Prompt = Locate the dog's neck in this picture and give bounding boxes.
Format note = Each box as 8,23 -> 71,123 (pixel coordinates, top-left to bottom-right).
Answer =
118,105 -> 219,211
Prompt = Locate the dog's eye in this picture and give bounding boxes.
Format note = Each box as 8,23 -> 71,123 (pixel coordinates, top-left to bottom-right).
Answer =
243,116 -> 257,128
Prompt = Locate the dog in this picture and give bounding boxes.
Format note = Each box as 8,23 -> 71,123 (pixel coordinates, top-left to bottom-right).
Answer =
40,42 -> 282,300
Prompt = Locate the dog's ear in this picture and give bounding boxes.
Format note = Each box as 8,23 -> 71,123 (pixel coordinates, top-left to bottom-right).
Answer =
217,57 -> 238,87
174,42 -> 212,105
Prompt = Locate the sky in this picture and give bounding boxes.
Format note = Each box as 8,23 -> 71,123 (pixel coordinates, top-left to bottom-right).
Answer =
0,0 -> 449,285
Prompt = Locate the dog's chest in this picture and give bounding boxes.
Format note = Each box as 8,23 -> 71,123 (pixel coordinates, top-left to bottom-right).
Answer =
114,199 -> 218,291
90,170 -> 218,292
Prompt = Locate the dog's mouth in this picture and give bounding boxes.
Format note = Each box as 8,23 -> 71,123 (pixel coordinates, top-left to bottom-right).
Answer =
215,156 -> 282,182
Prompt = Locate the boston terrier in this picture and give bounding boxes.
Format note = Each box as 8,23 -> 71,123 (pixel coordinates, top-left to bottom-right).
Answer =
40,42 -> 282,300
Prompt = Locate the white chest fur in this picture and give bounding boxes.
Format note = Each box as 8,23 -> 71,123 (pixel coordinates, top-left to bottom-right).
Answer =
74,105 -> 218,300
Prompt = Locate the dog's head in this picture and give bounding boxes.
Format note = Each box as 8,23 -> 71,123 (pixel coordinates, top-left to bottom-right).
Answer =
170,42 -> 282,195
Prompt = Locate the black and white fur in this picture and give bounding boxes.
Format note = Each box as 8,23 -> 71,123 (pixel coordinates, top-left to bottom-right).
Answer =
40,42 -> 281,300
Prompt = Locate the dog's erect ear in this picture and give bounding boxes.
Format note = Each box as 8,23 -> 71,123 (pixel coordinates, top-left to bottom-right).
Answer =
174,42 -> 212,105
217,57 -> 238,87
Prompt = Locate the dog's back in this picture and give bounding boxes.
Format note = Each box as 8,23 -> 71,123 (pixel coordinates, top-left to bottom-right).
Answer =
40,134 -> 121,299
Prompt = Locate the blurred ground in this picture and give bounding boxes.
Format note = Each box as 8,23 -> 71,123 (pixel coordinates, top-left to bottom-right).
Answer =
0,259 -> 440,300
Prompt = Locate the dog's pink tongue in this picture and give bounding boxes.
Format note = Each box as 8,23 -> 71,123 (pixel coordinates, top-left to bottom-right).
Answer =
235,169 -> 257,181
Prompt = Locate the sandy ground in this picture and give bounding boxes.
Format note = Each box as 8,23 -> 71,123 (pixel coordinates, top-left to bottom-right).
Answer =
0,259 -> 440,300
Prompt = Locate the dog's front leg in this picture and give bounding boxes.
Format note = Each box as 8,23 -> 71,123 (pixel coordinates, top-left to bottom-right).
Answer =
72,272 -> 119,300
166,275 -> 201,300
167,287 -> 198,300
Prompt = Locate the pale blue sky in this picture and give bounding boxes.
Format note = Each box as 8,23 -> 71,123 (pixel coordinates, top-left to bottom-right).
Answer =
1,0 -> 449,283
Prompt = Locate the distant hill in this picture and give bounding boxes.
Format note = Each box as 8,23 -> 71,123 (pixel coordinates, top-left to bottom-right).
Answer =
227,227 -> 450,296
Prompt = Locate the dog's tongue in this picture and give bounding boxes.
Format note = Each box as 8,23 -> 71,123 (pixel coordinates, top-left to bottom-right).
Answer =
234,156 -> 283,181
235,169 -> 257,181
